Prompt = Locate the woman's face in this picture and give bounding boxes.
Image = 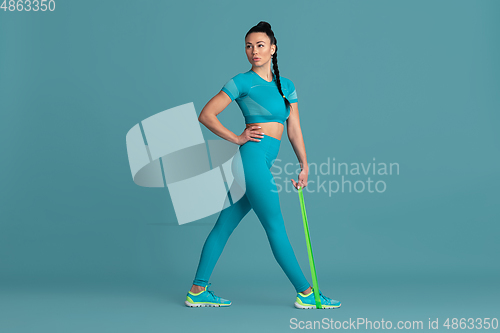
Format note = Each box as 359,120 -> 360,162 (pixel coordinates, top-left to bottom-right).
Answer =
245,32 -> 275,68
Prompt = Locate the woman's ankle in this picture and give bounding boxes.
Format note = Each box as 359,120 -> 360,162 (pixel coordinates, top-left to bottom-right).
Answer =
190,284 -> 206,293
300,286 -> 312,295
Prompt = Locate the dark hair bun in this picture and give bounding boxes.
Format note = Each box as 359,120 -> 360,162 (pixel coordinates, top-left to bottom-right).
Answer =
257,21 -> 272,30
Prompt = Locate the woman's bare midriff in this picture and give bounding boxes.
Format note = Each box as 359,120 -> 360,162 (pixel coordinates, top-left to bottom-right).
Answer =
246,122 -> 284,141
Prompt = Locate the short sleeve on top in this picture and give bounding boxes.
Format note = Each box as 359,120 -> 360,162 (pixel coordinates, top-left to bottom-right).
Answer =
286,79 -> 298,103
221,74 -> 247,101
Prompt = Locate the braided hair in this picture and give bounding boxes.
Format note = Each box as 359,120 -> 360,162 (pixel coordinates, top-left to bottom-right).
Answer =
245,21 -> 293,113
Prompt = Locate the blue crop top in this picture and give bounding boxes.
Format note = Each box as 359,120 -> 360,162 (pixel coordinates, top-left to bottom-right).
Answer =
220,69 -> 298,125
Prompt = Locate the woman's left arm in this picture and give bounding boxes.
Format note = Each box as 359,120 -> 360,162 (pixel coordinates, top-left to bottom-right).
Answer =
286,102 -> 309,189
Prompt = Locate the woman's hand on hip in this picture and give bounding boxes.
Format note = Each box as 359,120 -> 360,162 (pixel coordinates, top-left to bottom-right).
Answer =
237,125 -> 264,145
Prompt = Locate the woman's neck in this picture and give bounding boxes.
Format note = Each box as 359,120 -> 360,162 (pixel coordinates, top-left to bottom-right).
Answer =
251,65 -> 274,82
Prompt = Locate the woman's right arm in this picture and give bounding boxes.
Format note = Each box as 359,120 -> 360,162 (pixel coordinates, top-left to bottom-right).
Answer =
198,91 -> 262,145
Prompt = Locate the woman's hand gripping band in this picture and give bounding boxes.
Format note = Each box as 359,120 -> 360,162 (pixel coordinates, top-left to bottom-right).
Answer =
291,168 -> 308,190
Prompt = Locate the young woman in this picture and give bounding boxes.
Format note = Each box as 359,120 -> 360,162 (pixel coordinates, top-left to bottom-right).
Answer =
185,21 -> 341,309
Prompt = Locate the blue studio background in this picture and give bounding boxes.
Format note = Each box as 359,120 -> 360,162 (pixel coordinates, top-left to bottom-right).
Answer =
1,0 -> 499,332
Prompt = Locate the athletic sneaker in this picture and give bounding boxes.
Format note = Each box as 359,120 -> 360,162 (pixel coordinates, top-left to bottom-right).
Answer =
294,288 -> 341,309
185,283 -> 232,307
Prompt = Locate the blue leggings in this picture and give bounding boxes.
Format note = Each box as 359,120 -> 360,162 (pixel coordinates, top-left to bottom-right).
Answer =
192,134 -> 311,293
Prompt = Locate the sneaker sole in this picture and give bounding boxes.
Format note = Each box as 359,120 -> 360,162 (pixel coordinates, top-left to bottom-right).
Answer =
185,300 -> 231,307
294,302 -> 341,309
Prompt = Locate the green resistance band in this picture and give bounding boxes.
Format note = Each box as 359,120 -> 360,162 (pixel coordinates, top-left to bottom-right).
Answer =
297,186 -> 322,309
